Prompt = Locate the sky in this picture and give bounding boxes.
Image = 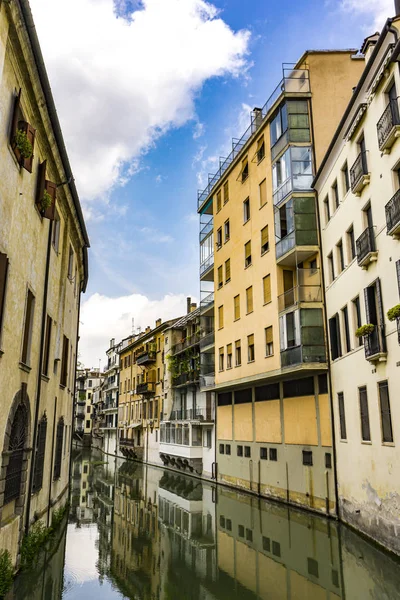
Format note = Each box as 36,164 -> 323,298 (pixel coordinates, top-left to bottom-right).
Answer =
29,0 -> 393,367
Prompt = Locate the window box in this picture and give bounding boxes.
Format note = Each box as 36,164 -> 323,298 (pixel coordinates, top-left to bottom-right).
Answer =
36,161 -> 57,220
10,90 -> 36,172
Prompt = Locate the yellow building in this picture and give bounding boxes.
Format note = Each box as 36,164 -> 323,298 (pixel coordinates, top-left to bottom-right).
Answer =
198,52 -> 364,514
0,0 -> 89,566
314,17 -> 400,555
118,318 -> 178,463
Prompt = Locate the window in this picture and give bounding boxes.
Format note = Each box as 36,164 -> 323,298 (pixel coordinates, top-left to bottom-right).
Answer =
244,446 -> 251,458
227,344 -> 232,369
378,381 -> 393,443
246,528 -> 253,542
261,225 -> 269,254
68,246 -> 74,279
256,136 -> 265,162
259,178 -> 267,207
223,180 -> 229,204
218,305 -> 224,329
241,158 -> 249,183
87,406 -> 91,414
219,347 -> 224,371
226,519 -> 232,531
225,259 -> 231,283
218,266 -> 223,289
216,189 -> 222,212
327,253 -> 335,282
60,335 -> 69,387
219,443 -> 225,454
342,161 -> 350,193
341,306 -> 351,353
347,226 -> 355,261
243,198 -> 250,222
302,450 -> 313,466
235,340 -> 241,366
246,286 -> 253,313
263,536 -> 271,552
237,445 -> 243,457
325,453 -> 332,469
260,447 -> 268,460
224,219 -> 230,242
247,334 -> 255,362
54,417 -> 64,480
32,414 -> 47,492
337,240 -> 345,272
324,196 -> 330,223
352,296 -> 362,346
328,314 -> 342,360
206,429 -> 212,448
0,252 -> 8,342
10,89 -> 36,172
52,210 -> 61,253
265,326 -> 273,356
216,227 -> 222,249
359,386 -> 371,441
4,403 -> 28,504
270,103 -> 288,146
269,448 -> 277,461
263,274 -> 271,304
238,525 -> 244,537
245,241 -> 252,268
308,558 -> 319,578
332,180 -> 339,209
21,290 -> 35,365
225,444 -> 231,455
234,295 -> 240,321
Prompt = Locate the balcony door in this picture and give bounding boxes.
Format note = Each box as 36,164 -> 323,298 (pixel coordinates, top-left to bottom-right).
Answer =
364,279 -> 386,355
283,270 -> 295,309
388,82 -> 399,122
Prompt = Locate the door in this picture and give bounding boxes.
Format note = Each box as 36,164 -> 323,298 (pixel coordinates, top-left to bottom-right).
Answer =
388,82 -> 399,123
283,270 -> 295,309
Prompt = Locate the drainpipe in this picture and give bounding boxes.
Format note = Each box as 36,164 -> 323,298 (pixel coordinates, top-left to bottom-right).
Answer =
25,221 -> 52,535
46,397 -> 57,528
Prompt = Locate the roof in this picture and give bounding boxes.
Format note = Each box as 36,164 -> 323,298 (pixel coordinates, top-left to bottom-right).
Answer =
294,48 -> 360,69
119,317 -> 181,354
169,307 -> 200,329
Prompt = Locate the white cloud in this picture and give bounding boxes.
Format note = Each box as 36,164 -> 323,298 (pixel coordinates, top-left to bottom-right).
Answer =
30,0 -> 251,201
79,291 -> 193,367
340,0 -> 393,30
193,121 -> 205,139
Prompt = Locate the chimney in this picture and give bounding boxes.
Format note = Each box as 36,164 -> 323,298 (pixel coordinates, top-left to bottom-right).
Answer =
396,0 -> 400,16
190,303 -> 197,312
187,297 -> 191,314
155,318 -> 162,328
145,326 -> 151,334
252,107 -> 263,132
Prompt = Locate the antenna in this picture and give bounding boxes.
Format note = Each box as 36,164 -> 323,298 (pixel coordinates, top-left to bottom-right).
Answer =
132,317 -> 135,335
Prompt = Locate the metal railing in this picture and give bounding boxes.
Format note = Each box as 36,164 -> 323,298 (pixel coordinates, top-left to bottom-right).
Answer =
281,344 -> 326,367
200,331 -> 214,349
277,284 -> 322,312
136,350 -> 156,365
120,437 -> 135,447
377,98 -> 400,149
200,254 -> 214,276
168,407 -> 214,422
385,189 -> 400,234
170,333 -> 200,355
200,217 -> 213,242
137,382 -> 156,395
356,226 -> 376,265
201,292 -> 214,310
172,371 -> 200,387
364,328 -> 385,359
197,66 -> 310,209
350,151 -> 368,192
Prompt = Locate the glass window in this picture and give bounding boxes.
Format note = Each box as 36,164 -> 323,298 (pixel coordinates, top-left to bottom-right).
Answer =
270,104 -> 288,146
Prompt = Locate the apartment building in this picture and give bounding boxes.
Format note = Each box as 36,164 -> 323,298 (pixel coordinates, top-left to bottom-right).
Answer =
0,0 -> 89,565
314,18 -> 400,554
118,319 -> 178,464
159,299 -> 215,478
197,51 -> 364,514
94,339 -> 121,456
74,368 -> 102,441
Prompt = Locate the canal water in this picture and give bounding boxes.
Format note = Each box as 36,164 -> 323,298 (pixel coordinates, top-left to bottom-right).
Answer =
11,449 -> 400,600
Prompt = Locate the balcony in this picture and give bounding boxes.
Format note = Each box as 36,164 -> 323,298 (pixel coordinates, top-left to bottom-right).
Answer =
171,333 -> 200,356
364,328 -> 387,363
280,344 -> 326,367
278,283 -> 322,313
136,350 -> 156,366
350,151 -> 370,195
136,381 -> 156,395
280,307 -> 326,368
200,254 -> 214,280
168,407 -> 214,422
377,98 -> 400,153
201,292 -> 214,312
356,227 -> 378,269
272,147 -> 313,207
275,198 -> 318,266
385,189 -> 400,237
199,330 -> 214,350
173,370 -> 200,387
119,437 -> 135,448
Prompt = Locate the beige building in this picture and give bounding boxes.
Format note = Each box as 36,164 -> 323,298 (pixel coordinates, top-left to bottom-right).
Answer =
198,51 -> 365,514
314,18 -> 400,555
74,368 -> 102,440
0,0 -> 89,566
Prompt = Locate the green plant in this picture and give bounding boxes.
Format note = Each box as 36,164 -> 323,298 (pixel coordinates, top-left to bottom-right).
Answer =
20,521 -> 51,569
355,323 -> 375,338
51,502 -> 68,529
14,129 -> 33,159
0,550 -> 14,597
387,304 -> 400,322
40,189 -> 52,213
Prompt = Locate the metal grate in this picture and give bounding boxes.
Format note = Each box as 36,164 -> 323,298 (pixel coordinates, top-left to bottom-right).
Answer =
4,404 -> 27,504
53,417 -> 64,480
33,415 -> 47,492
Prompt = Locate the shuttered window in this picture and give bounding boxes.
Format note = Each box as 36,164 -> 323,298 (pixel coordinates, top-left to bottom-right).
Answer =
359,387 -> 371,442
53,417 -> 64,480
378,381 -> 393,443
247,334 -> 255,362
225,259 -> 231,283
256,136 -> 265,163
235,340 -> 241,366
243,198 -> 250,222
68,246 -> 74,279
338,392 -> 347,439
21,290 -> 35,365
328,314 -> 341,360
33,415 -> 47,492
246,286 -> 253,313
60,335 -> 69,387
0,252 -> 9,341
218,266 -> 223,289
42,315 -> 52,376
223,180 -> 229,204
240,158 -> 249,182
227,344 -> 232,368
263,274 -> 271,304
224,219 -> 230,242
10,89 -> 36,173
245,241 -> 252,268
265,326 -> 273,356
219,347 -> 224,371
234,295 -> 240,320
216,190 -> 222,212
259,178 -> 267,208
261,226 -> 269,254
52,209 -> 61,253
218,305 -> 224,329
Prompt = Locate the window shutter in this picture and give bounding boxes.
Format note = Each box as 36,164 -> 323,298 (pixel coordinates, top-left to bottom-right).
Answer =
375,278 -> 386,352
263,275 -> 271,304
22,123 -> 36,172
329,316 -> 339,360
259,179 -> 266,207
364,287 -> 371,324
223,180 -> 229,203
0,253 -> 9,332
216,190 -> 221,212
245,241 -> 251,260
36,160 -> 47,208
335,314 -> 342,358
234,295 -> 240,320
261,226 -> 269,247
266,326 -> 273,344
43,180 -> 57,221
225,259 -> 230,282
218,266 -> 223,287
248,334 -> 254,346
10,89 -> 21,145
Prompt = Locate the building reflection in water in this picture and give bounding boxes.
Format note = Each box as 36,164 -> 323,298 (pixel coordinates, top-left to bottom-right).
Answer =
11,451 -> 400,600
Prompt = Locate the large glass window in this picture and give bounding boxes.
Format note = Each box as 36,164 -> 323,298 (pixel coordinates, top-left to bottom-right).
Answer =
272,147 -> 313,205
270,104 -> 288,146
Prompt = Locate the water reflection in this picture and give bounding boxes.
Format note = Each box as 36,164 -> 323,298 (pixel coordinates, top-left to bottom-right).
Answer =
12,449 -> 400,600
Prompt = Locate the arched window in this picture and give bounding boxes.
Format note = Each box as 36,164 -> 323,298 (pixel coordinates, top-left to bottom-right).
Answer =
53,417 -> 64,480
33,414 -> 47,493
4,404 -> 28,504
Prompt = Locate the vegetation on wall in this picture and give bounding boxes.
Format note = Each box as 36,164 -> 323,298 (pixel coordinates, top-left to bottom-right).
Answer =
21,502 -> 69,570
40,190 -> 52,213
355,323 -> 375,338
14,129 -> 33,159
0,550 -> 14,598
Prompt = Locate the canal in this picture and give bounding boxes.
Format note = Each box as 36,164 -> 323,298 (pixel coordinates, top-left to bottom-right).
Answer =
11,449 -> 400,600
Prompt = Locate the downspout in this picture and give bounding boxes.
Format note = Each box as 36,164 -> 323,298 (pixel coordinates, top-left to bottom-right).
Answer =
25,221 -> 52,535
68,286 -> 82,486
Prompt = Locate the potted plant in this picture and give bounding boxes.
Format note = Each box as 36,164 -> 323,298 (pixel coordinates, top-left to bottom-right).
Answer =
14,128 -> 33,160
387,304 -> 400,322
39,189 -> 52,215
355,323 -> 375,338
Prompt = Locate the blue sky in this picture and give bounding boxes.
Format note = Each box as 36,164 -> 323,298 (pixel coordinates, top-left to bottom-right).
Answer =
30,0 -> 391,365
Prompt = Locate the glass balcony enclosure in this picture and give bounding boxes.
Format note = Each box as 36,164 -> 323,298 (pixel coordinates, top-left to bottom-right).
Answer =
275,197 -> 318,265
272,146 -> 313,206
278,267 -> 322,312
279,308 -> 326,367
270,100 -> 311,160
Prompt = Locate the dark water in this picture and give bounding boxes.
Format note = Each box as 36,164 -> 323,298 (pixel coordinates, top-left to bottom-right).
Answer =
12,449 -> 400,600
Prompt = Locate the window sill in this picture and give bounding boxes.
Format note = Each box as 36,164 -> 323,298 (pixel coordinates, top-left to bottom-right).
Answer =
19,362 -> 31,373
263,301 -> 272,307
339,438 -> 348,443
243,218 -> 250,225
59,384 -> 66,390
382,442 -> 395,447
226,366 -> 233,370
261,248 -> 270,256
225,279 -> 231,284
259,202 -> 267,210
235,364 -> 241,368
224,238 -> 230,244
234,317 -> 240,322
41,374 -> 50,383
242,175 -> 249,184
265,354 -> 274,359
257,155 -> 265,166
246,310 -> 254,316
247,360 -> 255,364
244,263 -> 252,270
361,440 -> 372,445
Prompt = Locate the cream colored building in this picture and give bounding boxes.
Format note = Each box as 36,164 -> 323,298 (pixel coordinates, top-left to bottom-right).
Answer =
314,19 -> 400,555
74,368 -> 102,440
198,51 -> 365,514
0,0 -> 89,566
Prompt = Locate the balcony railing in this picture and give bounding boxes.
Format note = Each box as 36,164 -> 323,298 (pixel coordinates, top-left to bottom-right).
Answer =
170,333 -> 200,355
120,437 -> 135,448
200,330 -> 214,349
168,407 -> 214,422
200,217 -> 213,242
137,382 -> 156,395
385,189 -> 400,235
350,151 -> 369,194
136,350 -> 156,366
277,284 -> 322,312
377,98 -> 400,151
356,226 -> 376,267
200,254 -> 214,277
201,292 -> 214,311
364,327 -> 386,361
172,371 -> 200,387
280,344 -> 326,367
